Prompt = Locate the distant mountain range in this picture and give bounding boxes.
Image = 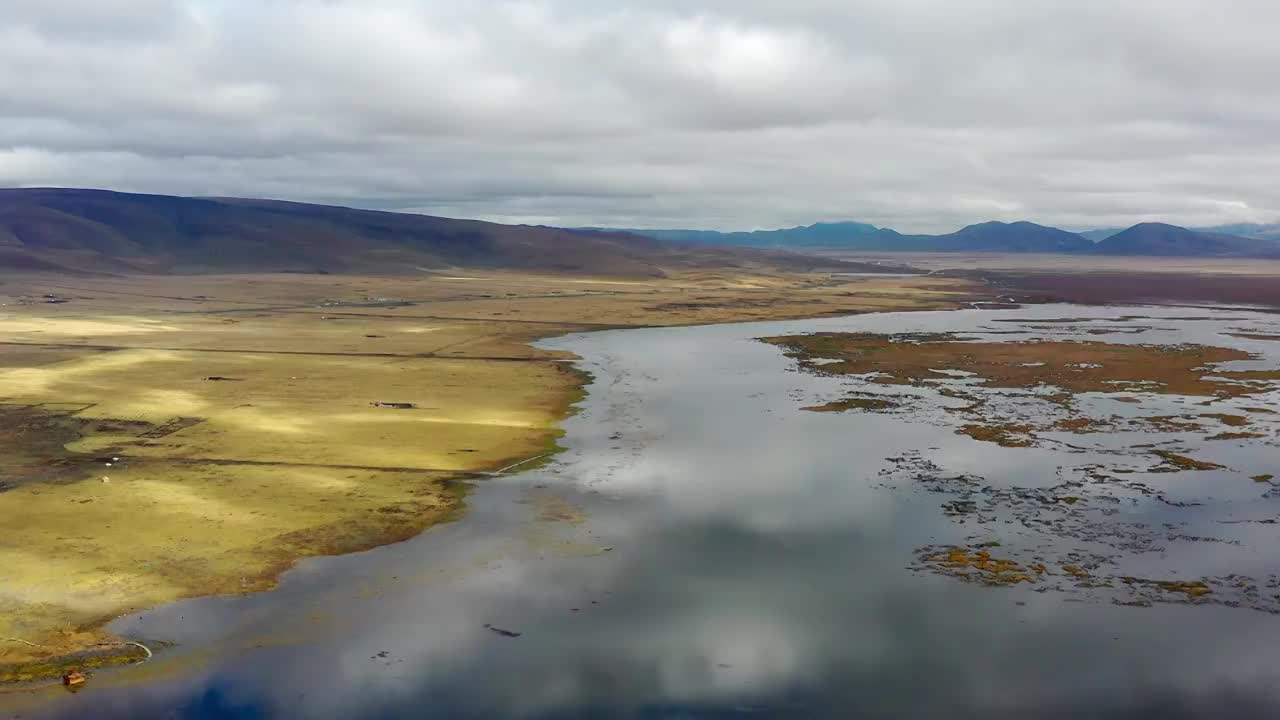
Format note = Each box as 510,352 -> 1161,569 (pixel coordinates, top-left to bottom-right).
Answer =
599,220 -> 1280,258
1083,223 -> 1280,243
0,188 -> 858,276
4,189 -> 1276,275
1088,223 -> 1280,257
598,220 -> 1093,254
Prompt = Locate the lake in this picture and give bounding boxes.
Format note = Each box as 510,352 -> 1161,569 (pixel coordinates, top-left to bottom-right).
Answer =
6,304 -> 1280,719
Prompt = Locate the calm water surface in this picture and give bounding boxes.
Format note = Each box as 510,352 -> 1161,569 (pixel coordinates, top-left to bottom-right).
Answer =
6,304 -> 1280,719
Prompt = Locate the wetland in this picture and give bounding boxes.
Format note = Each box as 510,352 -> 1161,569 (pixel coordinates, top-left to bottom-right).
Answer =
5,298 -> 1280,718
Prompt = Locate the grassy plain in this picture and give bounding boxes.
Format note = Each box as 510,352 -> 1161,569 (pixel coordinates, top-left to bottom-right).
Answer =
0,268 -> 976,681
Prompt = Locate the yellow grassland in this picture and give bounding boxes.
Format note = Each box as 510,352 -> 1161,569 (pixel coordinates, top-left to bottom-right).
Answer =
0,269 -> 976,679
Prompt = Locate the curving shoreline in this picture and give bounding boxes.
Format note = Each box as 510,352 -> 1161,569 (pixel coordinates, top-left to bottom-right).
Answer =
5,301 -> 1280,717
0,270 -> 975,687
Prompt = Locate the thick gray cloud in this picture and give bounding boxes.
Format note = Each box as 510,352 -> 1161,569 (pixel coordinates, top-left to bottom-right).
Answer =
1,0 -> 1277,232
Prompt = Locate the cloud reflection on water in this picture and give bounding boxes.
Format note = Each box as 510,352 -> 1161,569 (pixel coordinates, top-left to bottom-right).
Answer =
14,305 -> 1280,719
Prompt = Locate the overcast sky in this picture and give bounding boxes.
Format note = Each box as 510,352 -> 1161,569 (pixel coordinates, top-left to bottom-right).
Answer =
2,0 -> 1278,233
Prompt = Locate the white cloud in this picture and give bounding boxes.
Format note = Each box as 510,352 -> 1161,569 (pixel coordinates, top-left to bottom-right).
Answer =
1,0 -> 1278,232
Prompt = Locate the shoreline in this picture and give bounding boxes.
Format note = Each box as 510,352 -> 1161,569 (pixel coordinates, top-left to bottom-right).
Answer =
0,270 -> 982,687
16,287 -> 1273,685
0,362 -> 590,687
9,301 -> 1280,717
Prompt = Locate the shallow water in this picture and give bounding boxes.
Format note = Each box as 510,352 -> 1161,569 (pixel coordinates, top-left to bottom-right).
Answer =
6,304 -> 1280,719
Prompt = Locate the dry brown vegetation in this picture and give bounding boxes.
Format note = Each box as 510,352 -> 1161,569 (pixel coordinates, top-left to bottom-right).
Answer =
916,546 -> 1221,605
811,252 -> 1280,309
801,396 -> 900,412
958,423 -> 1037,448
0,268 -> 977,681
763,333 -> 1280,398
766,329 -> 1280,461
1151,450 -> 1225,472
918,546 -> 1039,586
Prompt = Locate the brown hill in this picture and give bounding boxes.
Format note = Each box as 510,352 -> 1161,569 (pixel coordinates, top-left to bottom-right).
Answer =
0,188 -> 860,276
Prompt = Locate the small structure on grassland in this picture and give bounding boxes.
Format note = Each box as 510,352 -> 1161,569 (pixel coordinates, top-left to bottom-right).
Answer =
372,402 -> 417,409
